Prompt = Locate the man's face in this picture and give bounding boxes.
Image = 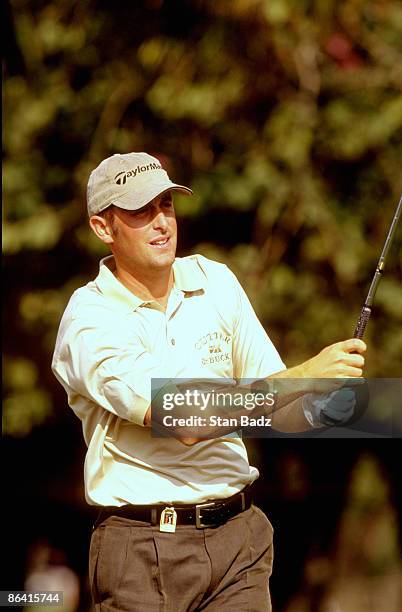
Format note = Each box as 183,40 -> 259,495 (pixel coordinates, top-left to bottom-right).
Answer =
106,191 -> 177,275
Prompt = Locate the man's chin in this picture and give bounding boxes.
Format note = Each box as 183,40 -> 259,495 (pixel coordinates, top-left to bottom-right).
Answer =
150,251 -> 176,269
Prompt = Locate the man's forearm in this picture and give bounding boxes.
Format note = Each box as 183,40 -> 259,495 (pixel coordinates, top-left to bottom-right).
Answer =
269,396 -> 312,432
147,379 -> 315,441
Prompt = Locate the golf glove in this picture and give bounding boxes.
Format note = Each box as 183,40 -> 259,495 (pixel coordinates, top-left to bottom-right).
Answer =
302,387 -> 356,428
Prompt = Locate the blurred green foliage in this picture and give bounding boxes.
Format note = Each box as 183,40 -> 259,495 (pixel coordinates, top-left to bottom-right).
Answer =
338,454 -> 400,574
3,0 -> 402,436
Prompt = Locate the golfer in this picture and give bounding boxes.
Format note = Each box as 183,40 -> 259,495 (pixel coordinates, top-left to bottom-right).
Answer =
52,152 -> 366,611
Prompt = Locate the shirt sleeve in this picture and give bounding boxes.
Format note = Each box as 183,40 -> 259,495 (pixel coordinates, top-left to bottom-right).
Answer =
52,305 -> 160,426
229,270 -> 286,379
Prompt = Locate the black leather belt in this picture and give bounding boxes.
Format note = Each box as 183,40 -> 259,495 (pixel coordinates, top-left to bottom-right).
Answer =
95,485 -> 254,530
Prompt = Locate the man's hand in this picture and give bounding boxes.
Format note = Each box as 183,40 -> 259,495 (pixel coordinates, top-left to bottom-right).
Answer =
300,339 -> 366,378
271,338 -> 367,395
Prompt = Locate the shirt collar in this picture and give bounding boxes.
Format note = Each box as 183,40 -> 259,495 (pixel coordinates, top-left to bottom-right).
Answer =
173,256 -> 206,292
95,255 -> 205,312
95,256 -> 145,312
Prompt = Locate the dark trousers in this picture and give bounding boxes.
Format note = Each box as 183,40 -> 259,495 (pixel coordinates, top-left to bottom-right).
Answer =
89,505 -> 274,611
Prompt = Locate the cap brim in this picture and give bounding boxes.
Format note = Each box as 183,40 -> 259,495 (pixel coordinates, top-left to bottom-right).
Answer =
111,181 -> 193,211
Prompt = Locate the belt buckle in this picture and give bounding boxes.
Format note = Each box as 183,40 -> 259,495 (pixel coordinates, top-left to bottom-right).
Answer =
195,502 -> 216,528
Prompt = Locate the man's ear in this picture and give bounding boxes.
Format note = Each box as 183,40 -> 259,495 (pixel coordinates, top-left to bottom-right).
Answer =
89,215 -> 114,244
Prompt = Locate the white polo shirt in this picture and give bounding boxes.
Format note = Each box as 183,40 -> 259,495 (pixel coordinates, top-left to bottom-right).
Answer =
52,254 -> 286,506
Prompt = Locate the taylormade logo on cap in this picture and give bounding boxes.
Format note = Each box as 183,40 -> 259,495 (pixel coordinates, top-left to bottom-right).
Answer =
114,162 -> 163,185
87,152 -> 192,216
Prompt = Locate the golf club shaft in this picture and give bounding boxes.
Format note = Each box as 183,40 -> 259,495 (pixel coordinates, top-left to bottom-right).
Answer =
354,195 -> 402,339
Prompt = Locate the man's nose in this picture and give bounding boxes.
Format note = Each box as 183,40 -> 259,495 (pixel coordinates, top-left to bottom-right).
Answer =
153,210 -> 168,231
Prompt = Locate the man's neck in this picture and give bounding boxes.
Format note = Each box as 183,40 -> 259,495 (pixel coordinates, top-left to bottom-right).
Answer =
113,261 -> 174,310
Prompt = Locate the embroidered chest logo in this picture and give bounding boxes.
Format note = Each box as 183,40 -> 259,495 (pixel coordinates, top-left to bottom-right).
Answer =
195,331 -> 232,366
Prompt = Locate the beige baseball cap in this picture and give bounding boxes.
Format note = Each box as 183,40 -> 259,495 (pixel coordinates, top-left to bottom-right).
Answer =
87,152 -> 193,216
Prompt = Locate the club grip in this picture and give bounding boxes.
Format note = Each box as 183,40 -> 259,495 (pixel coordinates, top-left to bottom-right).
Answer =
353,306 -> 371,339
